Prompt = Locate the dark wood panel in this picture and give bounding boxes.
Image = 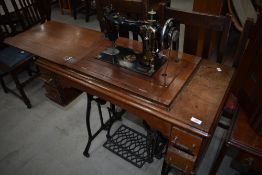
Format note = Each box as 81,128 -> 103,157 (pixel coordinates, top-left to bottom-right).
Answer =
230,108 -> 262,157
231,16 -> 262,134
39,66 -> 82,106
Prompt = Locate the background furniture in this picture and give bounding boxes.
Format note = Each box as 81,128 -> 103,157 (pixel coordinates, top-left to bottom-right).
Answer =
230,15 -> 262,135
219,18 -> 254,130
211,15 -> 262,175
0,29 -> 35,108
210,107 -> 262,174
71,0 -> 96,22
95,0 -> 168,32
158,3 -> 231,63
193,0 -> 225,15
0,0 -> 50,108
59,0 -> 72,14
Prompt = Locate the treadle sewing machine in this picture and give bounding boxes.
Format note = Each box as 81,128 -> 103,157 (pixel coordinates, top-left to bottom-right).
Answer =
4,8 -> 234,175
97,6 -> 180,77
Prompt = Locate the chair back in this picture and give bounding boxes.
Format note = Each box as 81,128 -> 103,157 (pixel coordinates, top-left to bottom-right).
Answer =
111,0 -> 148,20
232,18 -> 255,67
10,0 -> 50,30
0,0 -> 17,35
0,0 -> 50,35
111,0 -> 148,40
158,3 -> 231,63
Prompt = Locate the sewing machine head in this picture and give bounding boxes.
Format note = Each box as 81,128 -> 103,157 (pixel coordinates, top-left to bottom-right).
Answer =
98,6 -> 180,76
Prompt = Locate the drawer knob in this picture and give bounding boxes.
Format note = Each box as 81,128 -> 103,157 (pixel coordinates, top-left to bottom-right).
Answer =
171,137 -> 196,154
47,78 -> 53,83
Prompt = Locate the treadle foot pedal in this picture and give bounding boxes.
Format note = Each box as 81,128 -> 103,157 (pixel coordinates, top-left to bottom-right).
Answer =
103,125 -> 149,168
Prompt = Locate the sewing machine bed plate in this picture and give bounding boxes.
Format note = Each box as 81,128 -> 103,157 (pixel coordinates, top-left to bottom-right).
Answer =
97,46 -> 166,76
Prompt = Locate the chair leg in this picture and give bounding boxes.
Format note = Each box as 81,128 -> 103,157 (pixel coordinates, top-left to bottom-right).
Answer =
0,77 -> 8,93
59,0 -> 64,14
11,73 -> 32,108
71,0 -> 77,19
85,0 -> 90,22
26,66 -> 33,76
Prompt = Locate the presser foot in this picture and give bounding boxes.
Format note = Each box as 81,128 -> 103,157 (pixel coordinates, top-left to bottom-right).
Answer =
103,47 -> 120,56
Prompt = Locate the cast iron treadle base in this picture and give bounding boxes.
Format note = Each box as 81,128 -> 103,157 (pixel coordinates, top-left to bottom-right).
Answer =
103,125 -> 149,168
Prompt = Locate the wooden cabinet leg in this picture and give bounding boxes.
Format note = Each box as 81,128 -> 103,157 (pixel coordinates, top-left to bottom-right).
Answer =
161,160 -> 171,175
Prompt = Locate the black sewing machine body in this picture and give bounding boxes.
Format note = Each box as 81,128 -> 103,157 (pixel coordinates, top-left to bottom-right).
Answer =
97,7 -> 179,76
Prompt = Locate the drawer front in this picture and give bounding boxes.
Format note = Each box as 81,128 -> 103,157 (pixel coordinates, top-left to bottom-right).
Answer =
44,83 -> 63,104
39,67 -> 58,87
166,147 -> 196,174
39,67 -> 52,80
170,126 -> 202,156
145,117 -> 171,137
38,66 -> 81,106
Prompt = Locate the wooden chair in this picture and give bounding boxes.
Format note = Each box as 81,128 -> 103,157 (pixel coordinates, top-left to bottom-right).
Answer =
0,0 -> 50,108
158,3 -> 232,63
71,0 -> 96,22
111,0 -> 148,40
210,17 -> 261,175
9,0 -> 50,31
215,18 -> 254,129
219,19 -> 255,129
95,0 -> 148,39
232,18 -> 255,67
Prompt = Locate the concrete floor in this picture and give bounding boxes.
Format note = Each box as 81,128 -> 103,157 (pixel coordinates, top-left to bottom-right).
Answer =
0,1 -> 239,175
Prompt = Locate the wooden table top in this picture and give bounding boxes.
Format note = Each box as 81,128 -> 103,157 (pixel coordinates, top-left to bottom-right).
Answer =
5,21 -> 234,137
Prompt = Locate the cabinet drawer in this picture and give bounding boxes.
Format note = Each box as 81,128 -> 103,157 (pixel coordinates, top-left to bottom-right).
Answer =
44,83 -> 63,103
38,66 -> 82,106
170,127 -> 202,156
39,67 -> 52,78
39,67 -> 57,87
145,117 -> 171,137
166,146 -> 196,174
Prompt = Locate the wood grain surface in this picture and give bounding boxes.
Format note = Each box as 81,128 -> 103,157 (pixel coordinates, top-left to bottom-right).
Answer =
5,21 -> 234,137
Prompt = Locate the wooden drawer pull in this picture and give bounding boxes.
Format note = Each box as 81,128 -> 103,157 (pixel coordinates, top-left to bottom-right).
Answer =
184,165 -> 188,172
171,136 -> 196,155
46,78 -> 53,84
39,76 -> 53,84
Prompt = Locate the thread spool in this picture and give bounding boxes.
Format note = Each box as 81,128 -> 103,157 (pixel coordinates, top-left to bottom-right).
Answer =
147,9 -> 156,22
